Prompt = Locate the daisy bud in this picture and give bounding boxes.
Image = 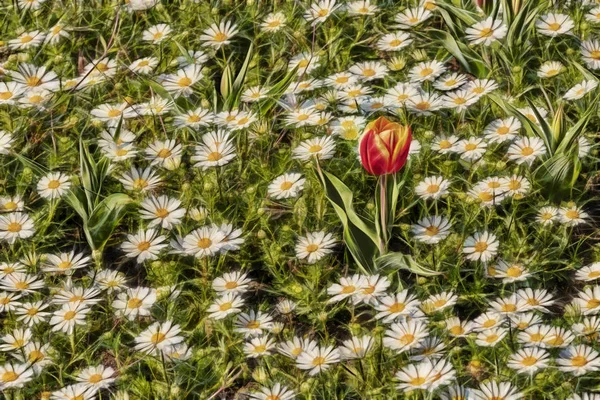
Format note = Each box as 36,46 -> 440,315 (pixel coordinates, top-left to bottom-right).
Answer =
256,230 -> 266,239
359,116 -> 411,176
252,366 -> 268,384
189,206 -> 207,221
300,379 -> 315,393
200,99 -> 211,108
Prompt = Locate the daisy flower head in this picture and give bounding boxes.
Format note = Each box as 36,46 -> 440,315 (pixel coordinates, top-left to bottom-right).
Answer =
134,320 -> 184,355
9,30 -> 46,50
288,52 -> 321,76
305,0 -> 341,25
139,195 -> 185,229
234,310 -> 274,337
415,176 -> 451,200
347,0 -> 378,16
292,136 -> 336,161
557,345 -> 600,376
207,293 -> 244,319
538,61 -> 564,78
536,13 -> 574,37
559,203 -> 589,226
581,39 -> 600,70
507,136 -> 546,165
564,80 -> 598,101
463,231 -> 499,263
191,130 -> 236,170
76,365 -> 116,390
472,381 -> 523,400
349,61 -> 389,81
0,83 -> 26,106
268,173 -> 306,199
37,172 -> 71,200
200,20 -> 239,48
296,231 -> 336,263
484,117 -> 521,143
142,24 -> 172,43
377,31 -> 413,51
296,345 -> 341,375
50,303 -> 90,334
383,319 -> 429,353
0,213 -> 35,244
112,286 -> 157,320
466,17 -> 508,46
182,225 -> 226,258
408,60 -> 446,83
212,271 -> 252,294
121,229 -> 168,263
576,262 -> 600,282
456,137 -> 487,161
261,12 -> 287,32
0,362 -> 34,390
327,274 -> 367,303
395,7 -> 432,28
162,64 -> 203,97
434,73 -> 468,91
249,383 -> 296,400
411,216 -> 452,244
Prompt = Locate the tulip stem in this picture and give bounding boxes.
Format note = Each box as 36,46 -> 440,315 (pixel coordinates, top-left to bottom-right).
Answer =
379,175 -> 387,254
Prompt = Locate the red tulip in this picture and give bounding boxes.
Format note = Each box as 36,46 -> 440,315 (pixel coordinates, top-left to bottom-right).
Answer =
359,116 -> 412,176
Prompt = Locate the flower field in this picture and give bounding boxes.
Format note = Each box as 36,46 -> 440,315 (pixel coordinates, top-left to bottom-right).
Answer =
2,0 -> 600,398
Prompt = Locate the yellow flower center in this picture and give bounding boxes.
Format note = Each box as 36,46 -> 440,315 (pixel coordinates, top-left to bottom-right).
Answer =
224,281 -> 238,290
6,222 -> 22,233
506,266 -> 522,278
214,32 -> 228,42
388,302 -> 406,313
341,285 -> 356,294
425,225 -> 439,236
474,241 -> 488,253
362,68 -> 376,77
0,91 -> 13,100
399,333 -> 415,345
89,373 -> 103,384
64,310 -> 77,320
389,39 -> 403,47
207,151 -> 223,161
20,35 -> 33,44
571,355 -> 588,367
547,22 -> 561,31
197,238 -> 213,249
479,28 -> 494,38
177,77 -> 193,87
219,302 -> 232,311
151,332 -> 166,344
308,144 -> 323,153
137,241 -> 151,251
521,146 -> 534,156
465,143 -> 477,151
107,109 -> 122,118
312,356 -> 326,366
127,298 -> 143,309
26,76 -> 41,87
1,371 -> 18,382
280,181 -> 293,190
565,210 -> 580,219
246,320 -> 260,329
419,67 -> 433,77
410,377 -> 427,386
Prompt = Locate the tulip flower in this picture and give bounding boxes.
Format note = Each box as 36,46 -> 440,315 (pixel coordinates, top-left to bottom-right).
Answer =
359,116 -> 412,176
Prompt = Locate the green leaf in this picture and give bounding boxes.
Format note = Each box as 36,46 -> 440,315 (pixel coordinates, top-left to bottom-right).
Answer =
375,252 -> 441,276
318,169 -> 380,273
86,193 -> 132,251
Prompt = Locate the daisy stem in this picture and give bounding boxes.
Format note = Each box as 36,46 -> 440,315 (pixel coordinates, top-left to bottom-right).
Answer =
70,326 -> 76,356
160,352 -> 173,393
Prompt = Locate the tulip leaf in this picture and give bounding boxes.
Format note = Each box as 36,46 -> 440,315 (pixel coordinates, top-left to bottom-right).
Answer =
375,252 -> 441,277
317,169 -> 380,273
